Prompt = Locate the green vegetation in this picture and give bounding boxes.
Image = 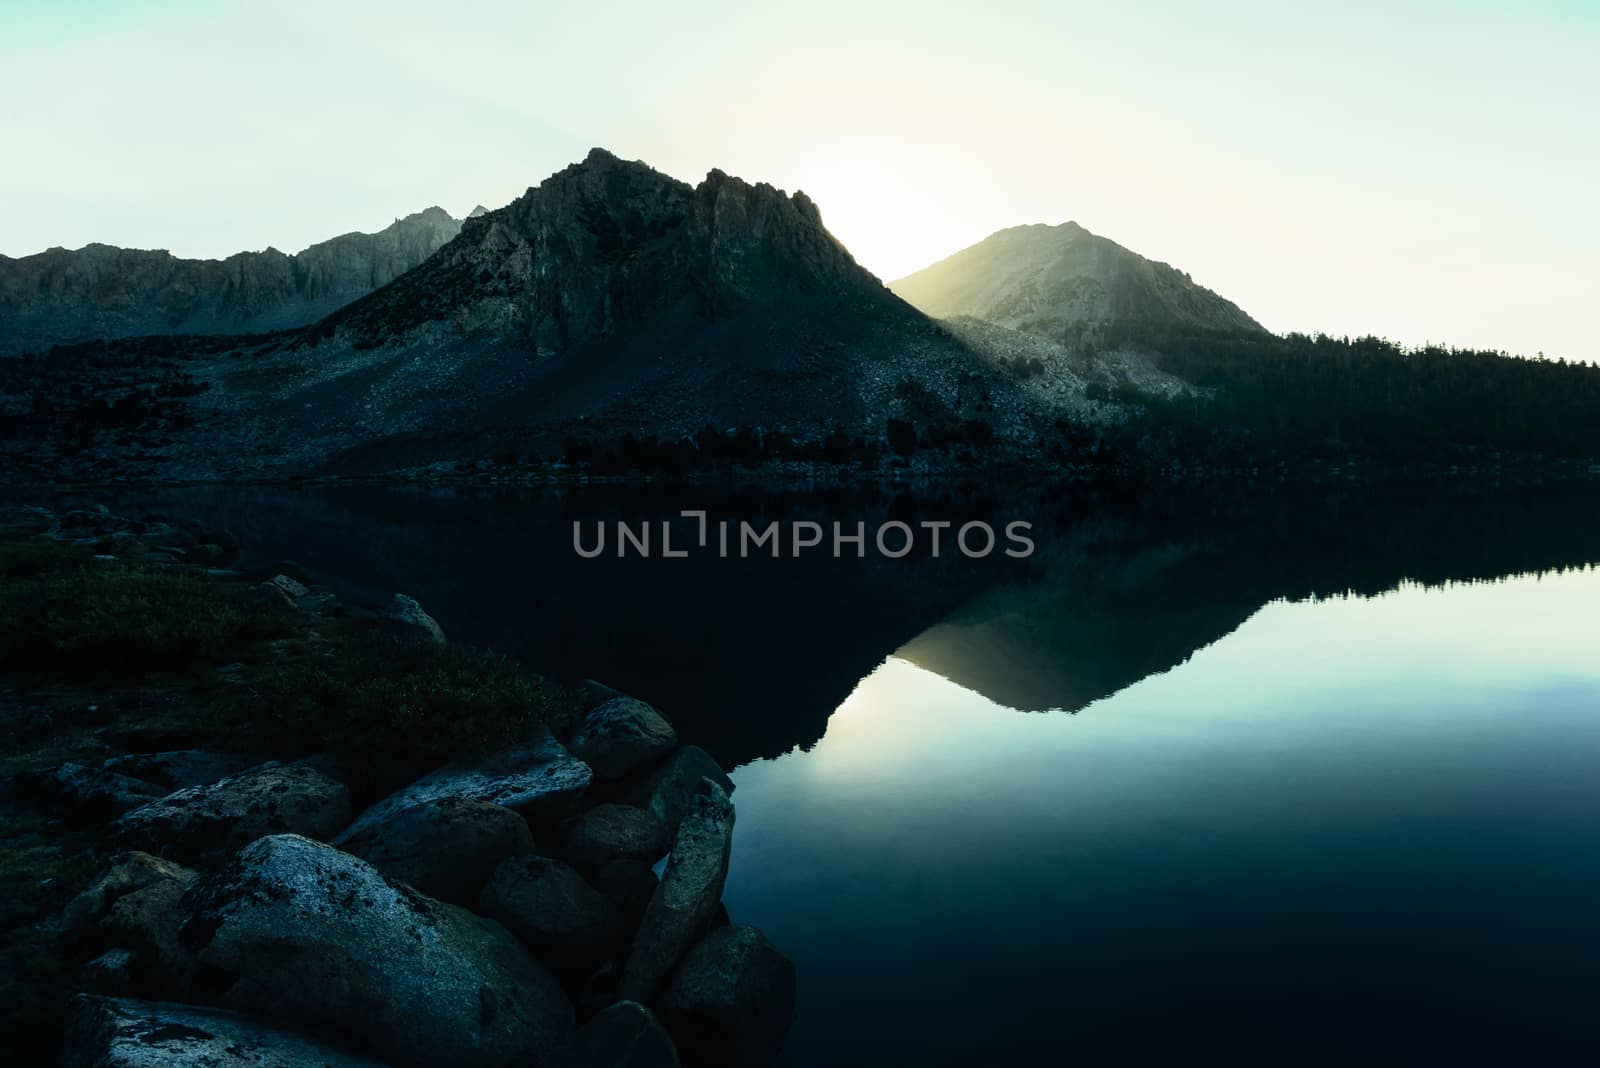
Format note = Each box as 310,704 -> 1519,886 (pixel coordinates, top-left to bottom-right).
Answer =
1104,326 -> 1600,465
0,566 -> 266,672
0,532 -> 575,787
213,631 -> 577,796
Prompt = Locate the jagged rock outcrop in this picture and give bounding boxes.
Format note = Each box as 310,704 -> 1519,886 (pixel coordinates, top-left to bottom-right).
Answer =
316,149 -> 881,355
0,207 -> 462,357
890,221 -> 1264,343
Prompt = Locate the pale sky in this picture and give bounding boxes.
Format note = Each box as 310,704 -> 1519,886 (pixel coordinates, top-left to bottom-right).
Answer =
3,0 -> 1596,360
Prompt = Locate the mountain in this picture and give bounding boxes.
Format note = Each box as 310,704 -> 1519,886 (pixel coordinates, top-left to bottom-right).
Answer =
0,207 -> 464,357
890,222 -> 1265,344
3,151 -> 1070,480
178,149 -> 1052,475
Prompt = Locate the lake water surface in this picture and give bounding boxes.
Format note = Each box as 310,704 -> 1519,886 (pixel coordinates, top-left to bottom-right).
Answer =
77,480 -> 1600,1064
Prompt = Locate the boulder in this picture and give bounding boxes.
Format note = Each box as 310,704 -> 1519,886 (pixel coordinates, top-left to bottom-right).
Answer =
101,750 -> 261,792
61,852 -> 195,932
180,834 -> 572,1067
659,925 -> 796,1068
567,698 -> 677,780
585,859 -> 661,934
36,762 -> 165,820
61,851 -> 201,995
561,803 -> 669,869
576,678 -> 627,712
622,747 -> 734,839
332,795 -> 534,905
619,779 -> 735,1002
104,866 -> 201,992
82,949 -> 137,995
61,995 -> 384,1067
270,573 -> 311,599
343,725 -> 591,838
116,760 -> 351,860
565,1000 -> 680,1068
388,592 -> 446,644
479,855 -> 620,971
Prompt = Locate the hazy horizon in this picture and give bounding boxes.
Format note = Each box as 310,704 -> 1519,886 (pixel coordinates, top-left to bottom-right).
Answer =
3,0 -> 1595,361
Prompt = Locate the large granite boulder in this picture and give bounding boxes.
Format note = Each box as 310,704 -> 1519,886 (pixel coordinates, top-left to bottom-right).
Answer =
61,995 -> 384,1067
479,855 -> 620,971
332,795 -> 534,905
619,779 -> 734,1002
659,925 -> 796,1068
115,760 -> 351,860
567,698 -> 677,780
180,834 -> 573,1067
562,803 -> 670,869
564,1000 -> 680,1068
342,726 -> 591,838
622,747 -> 735,841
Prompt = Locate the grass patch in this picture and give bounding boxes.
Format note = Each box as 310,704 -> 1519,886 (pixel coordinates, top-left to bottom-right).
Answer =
0,537 -> 94,579
212,631 -> 578,796
0,565 -> 283,673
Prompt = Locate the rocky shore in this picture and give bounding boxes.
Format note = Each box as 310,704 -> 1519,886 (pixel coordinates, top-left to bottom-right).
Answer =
0,505 -> 794,1066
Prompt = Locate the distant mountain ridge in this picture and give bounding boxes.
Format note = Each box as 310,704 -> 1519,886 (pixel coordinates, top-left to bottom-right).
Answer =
0,207 -> 464,357
890,221 -> 1264,343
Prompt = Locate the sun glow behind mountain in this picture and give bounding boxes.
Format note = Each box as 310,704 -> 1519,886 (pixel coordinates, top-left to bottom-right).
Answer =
2,0 -> 1596,359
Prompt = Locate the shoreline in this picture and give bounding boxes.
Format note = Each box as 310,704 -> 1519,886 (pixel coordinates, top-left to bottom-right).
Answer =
1,503 -> 795,1065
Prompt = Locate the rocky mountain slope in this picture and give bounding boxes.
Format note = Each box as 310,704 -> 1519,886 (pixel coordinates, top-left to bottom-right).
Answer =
890,222 -> 1265,344
94,150 -> 1069,478
0,208 -> 464,357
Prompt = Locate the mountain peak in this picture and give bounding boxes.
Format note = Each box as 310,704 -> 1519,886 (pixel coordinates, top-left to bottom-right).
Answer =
890,222 -> 1263,339
316,150 -> 882,354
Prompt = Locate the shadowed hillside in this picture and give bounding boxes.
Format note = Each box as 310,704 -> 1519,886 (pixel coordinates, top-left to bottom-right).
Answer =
0,209 -> 463,357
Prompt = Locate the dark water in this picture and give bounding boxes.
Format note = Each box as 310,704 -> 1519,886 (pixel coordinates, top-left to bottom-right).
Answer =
71,479 -> 1600,1064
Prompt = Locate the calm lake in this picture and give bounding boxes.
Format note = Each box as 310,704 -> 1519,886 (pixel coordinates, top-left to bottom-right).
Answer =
74,479 -> 1600,1064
